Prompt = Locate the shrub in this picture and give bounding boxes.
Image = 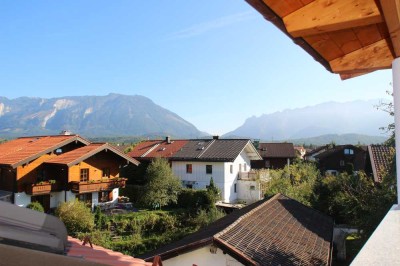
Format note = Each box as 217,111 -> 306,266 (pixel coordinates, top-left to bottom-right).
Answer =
27,202 -> 44,213
55,200 -> 94,236
177,189 -> 214,210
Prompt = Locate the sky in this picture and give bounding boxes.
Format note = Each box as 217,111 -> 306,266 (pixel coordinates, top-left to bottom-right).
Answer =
0,1 -> 393,135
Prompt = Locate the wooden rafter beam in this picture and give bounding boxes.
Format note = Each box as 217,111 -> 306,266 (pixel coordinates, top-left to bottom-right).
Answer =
330,38 -> 394,73
284,0 -> 383,38
379,0 -> 400,57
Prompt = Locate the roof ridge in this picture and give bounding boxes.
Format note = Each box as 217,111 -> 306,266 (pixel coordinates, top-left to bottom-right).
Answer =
141,143 -> 160,157
196,139 -> 215,158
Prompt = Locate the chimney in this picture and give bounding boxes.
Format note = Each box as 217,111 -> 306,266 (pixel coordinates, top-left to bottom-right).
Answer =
213,135 -> 219,140
166,136 -> 171,144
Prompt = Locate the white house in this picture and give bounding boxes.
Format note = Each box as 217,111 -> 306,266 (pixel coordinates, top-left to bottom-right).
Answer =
170,137 -> 262,203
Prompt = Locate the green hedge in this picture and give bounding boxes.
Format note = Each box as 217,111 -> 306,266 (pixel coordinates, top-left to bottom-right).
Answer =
177,189 -> 214,210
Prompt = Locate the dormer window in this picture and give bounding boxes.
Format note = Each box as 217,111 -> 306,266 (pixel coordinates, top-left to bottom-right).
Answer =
344,149 -> 354,155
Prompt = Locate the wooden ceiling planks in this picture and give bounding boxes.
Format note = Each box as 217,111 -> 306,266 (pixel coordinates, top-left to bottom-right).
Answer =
246,0 -> 399,79
283,0 -> 383,38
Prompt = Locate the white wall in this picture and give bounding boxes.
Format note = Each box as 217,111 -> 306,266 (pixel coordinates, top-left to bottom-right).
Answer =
237,180 -> 261,204
162,245 -> 243,266
50,191 -> 65,208
171,151 -> 253,203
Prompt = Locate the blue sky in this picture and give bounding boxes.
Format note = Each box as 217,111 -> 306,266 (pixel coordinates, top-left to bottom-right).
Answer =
0,1 -> 393,135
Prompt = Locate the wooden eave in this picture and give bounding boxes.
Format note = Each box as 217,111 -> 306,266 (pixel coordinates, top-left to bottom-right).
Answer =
46,144 -> 140,167
245,0 -> 400,79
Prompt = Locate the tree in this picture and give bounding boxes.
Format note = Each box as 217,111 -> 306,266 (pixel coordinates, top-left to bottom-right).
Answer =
55,200 -> 94,235
263,160 -> 320,206
27,202 -> 44,212
207,177 -> 221,204
142,158 -> 182,209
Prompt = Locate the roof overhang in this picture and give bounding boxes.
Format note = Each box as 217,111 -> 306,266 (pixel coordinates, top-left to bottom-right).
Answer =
245,0 -> 400,79
46,144 -> 140,167
10,136 -> 90,169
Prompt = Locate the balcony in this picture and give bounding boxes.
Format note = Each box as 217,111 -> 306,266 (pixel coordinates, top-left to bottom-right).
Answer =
70,178 -> 127,194
25,181 -> 57,195
238,170 -> 270,181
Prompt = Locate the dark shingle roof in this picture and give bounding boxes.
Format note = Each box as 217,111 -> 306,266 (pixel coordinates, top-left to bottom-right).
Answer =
140,194 -> 334,265
171,139 -> 261,162
368,145 -> 394,182
257,143 -> 296,158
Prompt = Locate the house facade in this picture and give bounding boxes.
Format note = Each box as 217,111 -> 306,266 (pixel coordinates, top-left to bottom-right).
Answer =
0,135 -> 139,212
314,145 -> 367,175
170,138 -> 262,203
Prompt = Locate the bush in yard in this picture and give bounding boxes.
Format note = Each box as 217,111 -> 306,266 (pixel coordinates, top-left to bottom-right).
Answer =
177,189 -> 215,210
26,202 -> 44,213
142,158 -> 181,209
55,199 -> 94,236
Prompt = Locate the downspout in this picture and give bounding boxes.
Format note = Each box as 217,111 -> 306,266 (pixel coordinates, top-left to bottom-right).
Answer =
393,58 -> 400,205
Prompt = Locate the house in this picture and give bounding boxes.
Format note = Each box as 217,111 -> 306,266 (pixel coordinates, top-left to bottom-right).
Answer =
314,145 -> 367,176
0,135 -> 139,211
304,145 -> 329,162
169,137 -> 262,203
139,193 -> 334,266
128,136 -> 263,204
0,200 -> 160,266
251,142 -> 296,169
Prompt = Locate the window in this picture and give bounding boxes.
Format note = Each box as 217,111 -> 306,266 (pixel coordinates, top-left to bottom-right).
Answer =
102,168 -> 110,178
186,184 -> 193,189
239,164 -> 242,172
80,168 -> 89,182
234,183 -> 237,193
206,165 -> 212,174
78,193 -> 92,205
230,165 -> 233,174
250,185 -> 256,191
344,149 -> 354,155
98,191 -> 112,203
186,164 -> 192,174
244,163 -> 247,171
265,160 -> 271,168
340,160 -> 345,166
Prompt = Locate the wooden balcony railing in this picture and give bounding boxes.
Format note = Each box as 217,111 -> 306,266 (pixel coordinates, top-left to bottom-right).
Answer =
25,182 -> 57,195
70,178 -> 127,194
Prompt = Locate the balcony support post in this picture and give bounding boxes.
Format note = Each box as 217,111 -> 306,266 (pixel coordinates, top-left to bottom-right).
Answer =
392,57 -> 400,205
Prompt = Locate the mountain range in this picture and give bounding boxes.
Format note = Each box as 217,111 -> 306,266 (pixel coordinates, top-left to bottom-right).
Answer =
0,95 -> 392,144
224,100 -> 392,142
0,94 -> 205,138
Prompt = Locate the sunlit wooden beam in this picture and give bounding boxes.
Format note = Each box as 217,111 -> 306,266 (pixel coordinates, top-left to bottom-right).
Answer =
340,71 -> 372,80
330,39 -> 393,73
284,0 -> 383,38
379,0 -> 400,57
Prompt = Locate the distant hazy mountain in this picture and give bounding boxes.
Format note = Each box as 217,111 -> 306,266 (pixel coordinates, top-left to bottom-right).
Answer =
224,100 -> 392,140
0,94 -> 206,138
289,134 -> 387,146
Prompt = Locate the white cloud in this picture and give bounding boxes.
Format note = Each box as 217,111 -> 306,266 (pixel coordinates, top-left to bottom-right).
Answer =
168,11 -> 256,39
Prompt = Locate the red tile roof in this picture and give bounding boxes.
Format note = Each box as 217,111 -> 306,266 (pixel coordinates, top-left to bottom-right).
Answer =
0,135 -> 90,168
45,143 -> 140,166
128,140 -> 188,159
368,145 -> 394,182
67,236 -> 152,266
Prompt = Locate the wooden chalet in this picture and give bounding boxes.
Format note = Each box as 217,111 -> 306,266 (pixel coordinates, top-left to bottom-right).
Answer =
0,135 -> 139,211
